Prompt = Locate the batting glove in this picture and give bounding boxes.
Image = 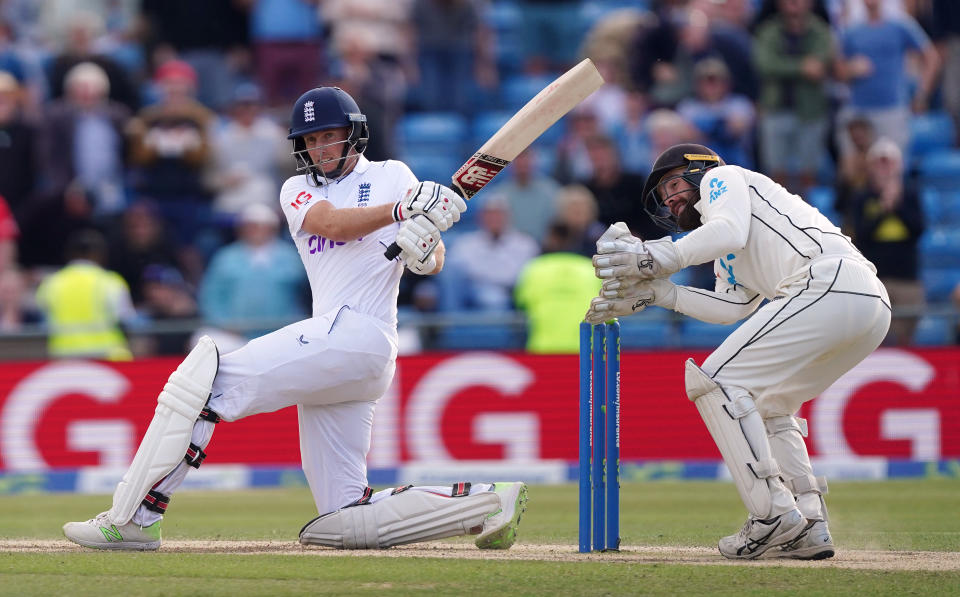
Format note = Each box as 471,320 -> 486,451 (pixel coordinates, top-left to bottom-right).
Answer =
395,215 -> 442,274
392,181 -> 467,232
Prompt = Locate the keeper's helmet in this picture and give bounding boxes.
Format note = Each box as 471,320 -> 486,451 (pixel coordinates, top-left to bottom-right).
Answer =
288,87 -> 369,180
642,143 -> 724,232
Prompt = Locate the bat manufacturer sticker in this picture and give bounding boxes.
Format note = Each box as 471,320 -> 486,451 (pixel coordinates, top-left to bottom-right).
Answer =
453,153 -> 509,198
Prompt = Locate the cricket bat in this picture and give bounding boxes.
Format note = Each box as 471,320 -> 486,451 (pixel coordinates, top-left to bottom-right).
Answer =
384,58 -> 605,260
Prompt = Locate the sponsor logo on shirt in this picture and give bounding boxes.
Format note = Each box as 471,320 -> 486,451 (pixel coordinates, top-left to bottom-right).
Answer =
358,183 -> 371,205
708,177 -> 727,203
718,253 -> 738,286
308,235 -> 364,254
290,191 -> 312,210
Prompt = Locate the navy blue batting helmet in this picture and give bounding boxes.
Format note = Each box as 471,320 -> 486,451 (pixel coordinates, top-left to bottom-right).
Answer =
288,87 -> 369,179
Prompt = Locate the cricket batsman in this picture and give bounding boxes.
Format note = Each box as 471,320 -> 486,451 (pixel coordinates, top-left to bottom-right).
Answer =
62,86 -> 527,550
585,143 -> 891,560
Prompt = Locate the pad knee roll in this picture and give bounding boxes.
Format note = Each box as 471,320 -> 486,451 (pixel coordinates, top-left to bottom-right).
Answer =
299,487 -> 500,549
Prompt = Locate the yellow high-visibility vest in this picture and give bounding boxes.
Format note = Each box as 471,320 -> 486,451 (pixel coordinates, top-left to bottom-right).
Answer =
35,262 -> 133,360
515,252 -> 602,354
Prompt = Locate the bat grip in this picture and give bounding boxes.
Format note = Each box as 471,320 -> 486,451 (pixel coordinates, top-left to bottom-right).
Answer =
384,241 -> 402,261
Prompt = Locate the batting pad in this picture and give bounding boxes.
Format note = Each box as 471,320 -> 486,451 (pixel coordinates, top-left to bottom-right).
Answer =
684,359 -> 780,519
299,489 -> 500,549
109,336 -> 219,524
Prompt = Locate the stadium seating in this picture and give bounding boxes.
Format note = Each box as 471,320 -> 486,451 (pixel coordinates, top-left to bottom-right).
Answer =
920,227 -> 960,269
805,186 -> 841,226
917,149 -> 960,191
912,315 -> 954,346
397,112 -> 469,153
920,266 -> 960,303
435,323 -> 525,350
618,311 -> 676,349
501,74 -> 558,111
677,319 -> 741,348
909,110 -> 956,160
920,187 -> 960,227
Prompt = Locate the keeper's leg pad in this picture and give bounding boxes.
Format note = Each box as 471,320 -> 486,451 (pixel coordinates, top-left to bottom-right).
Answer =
765,415 -> 829,521
299,488 -> 500,549
685,359 -> 791,519
109,336 -> 219,524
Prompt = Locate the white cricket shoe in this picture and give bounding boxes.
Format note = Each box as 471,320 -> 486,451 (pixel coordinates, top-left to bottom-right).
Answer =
778,519 -> 835,560
63,511 -> 162,551
718,507 -> 805,560
475,482 -> 528,550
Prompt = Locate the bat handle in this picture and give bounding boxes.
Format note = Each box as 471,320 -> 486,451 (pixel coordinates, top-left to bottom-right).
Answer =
384,241 -> 402,261
383,183 -> 466,261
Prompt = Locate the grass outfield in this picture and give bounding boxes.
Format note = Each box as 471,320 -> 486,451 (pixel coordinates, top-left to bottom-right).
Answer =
2,479 -> 959,596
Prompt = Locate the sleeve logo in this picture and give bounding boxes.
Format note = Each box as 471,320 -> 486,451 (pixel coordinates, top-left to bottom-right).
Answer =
708,177 -> 727,203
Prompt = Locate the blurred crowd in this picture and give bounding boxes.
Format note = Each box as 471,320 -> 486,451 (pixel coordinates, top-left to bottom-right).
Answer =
0,0 -> 958,358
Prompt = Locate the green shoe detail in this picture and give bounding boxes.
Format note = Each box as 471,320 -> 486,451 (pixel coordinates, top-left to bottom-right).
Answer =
475,482 -> 528,550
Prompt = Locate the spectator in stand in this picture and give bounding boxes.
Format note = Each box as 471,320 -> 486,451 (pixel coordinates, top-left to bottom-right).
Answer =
579,6 -> 649,98
126,60 -> 215,247
931,0 -> 960,144
0,70 -> 38,227
35,229 -> 136,360
514,221 -> 600,354
0,267 -> 38,332
443,194 -> 539,311
18,182 -> 97,269
46,11 -> 140,112
753,0 -> 833,194
249,0 -> 326,109
324,0 -> 413,106
554,106 -> 602,184
544,184 -> 607,258
578,53 -> 630,134
835,0 -> 939,159
0,19 -> 28,87
198,203 -> 307,338
642,108 -> 700,174
39,62 -> 130,220
677,57 -> 756,169
330,31 -> 404,162
207,82 -> 290,221
136,264 -> 199,356
582,133 -> 660,241
613,90 -> 653,176
140,0 -> 250,110
409,0 -> 496,113
631,4 -> 757,106
849,138 -> 925,345
488,148 -> 560,244
106,199 -> 182,307
834,114 -> 876,231
516,0 -> 584,71
0,193 -> 17,273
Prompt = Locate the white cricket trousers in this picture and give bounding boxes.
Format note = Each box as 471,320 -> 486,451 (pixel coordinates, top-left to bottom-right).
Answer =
700,257 -> 890,520
132,306 -> 398,526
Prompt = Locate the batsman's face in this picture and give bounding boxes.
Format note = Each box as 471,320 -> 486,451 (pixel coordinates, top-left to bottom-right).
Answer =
302,126 -> 357,175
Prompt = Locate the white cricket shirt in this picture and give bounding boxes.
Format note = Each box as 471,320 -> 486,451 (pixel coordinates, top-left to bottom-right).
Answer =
279,155 -> 415,328
674,165 -> 874,300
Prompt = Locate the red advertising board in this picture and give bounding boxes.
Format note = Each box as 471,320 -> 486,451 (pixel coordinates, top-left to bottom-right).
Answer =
0,347 -> 957,472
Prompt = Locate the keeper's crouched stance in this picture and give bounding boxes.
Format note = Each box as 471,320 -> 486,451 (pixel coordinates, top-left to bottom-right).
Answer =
63,86 -> 527,551
586,144 -> 891,560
